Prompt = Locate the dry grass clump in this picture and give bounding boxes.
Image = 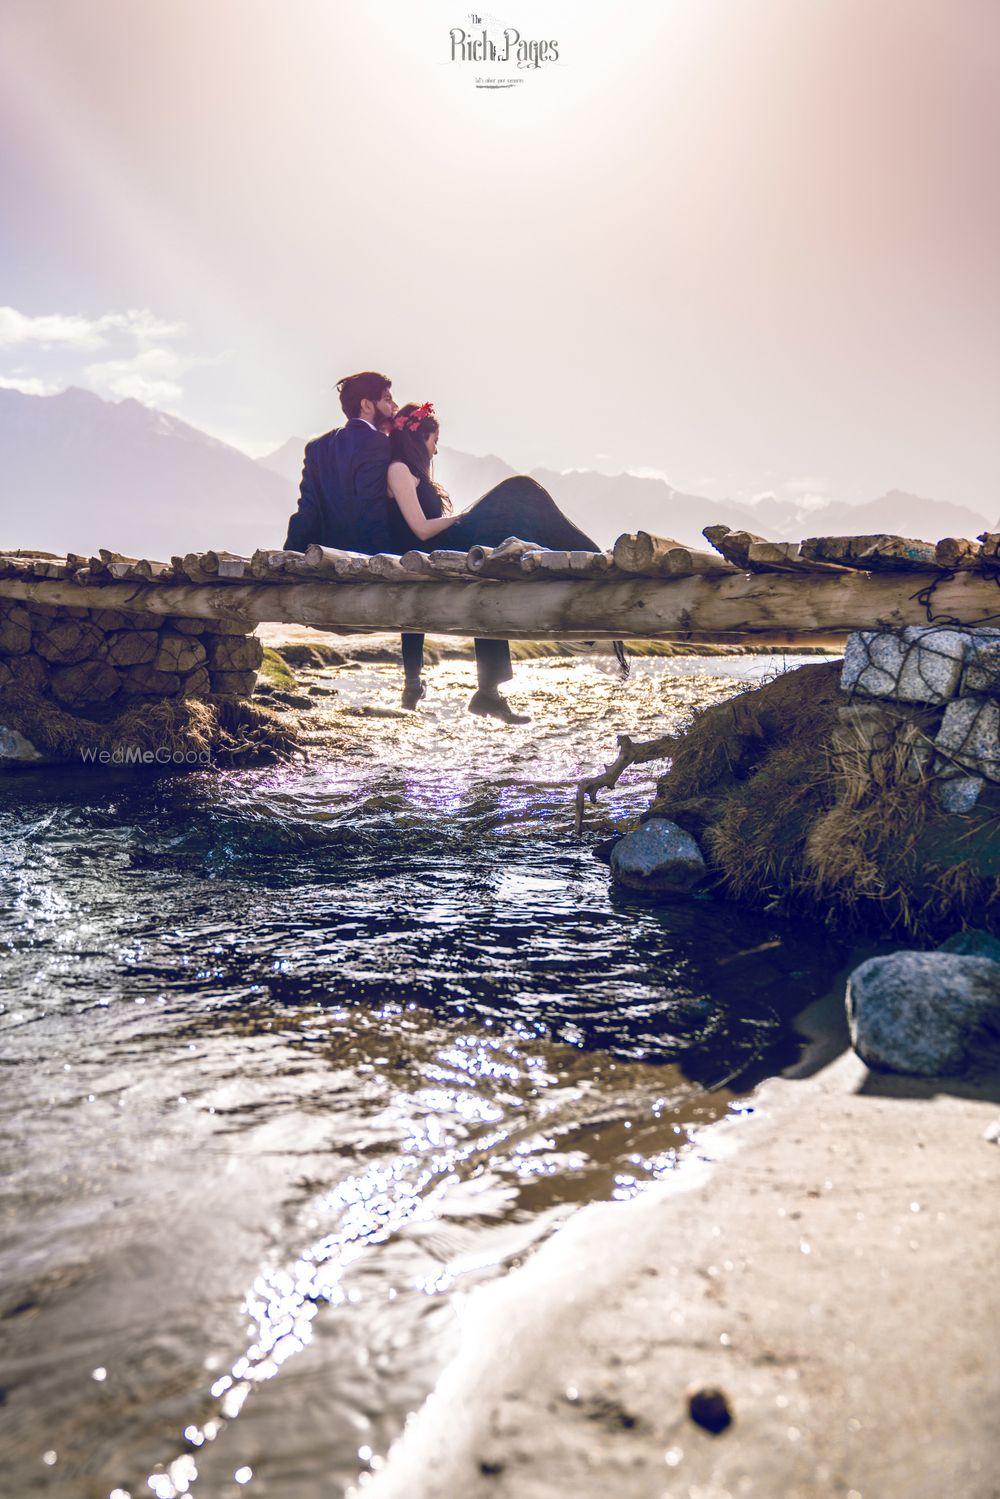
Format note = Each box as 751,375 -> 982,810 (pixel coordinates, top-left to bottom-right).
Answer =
800,710 -> 938,929
649,662 -> 1000,938
0,686 -> 299,767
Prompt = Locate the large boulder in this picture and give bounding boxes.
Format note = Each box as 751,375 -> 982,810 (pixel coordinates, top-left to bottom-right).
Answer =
939,929 -> 1000,963
610,818 -> 707,894
846,951 -> 1000,1076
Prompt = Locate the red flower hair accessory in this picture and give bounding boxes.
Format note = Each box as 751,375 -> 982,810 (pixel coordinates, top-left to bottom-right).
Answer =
393,401 -> 436,432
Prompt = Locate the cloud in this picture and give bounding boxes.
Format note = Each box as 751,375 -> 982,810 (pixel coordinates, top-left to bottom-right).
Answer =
0,305 -> 183,352
0,373 -> 62,396
0,305 -> 219,409
84,343 -> 227,406
83,348 -> 184,404
796,492 -> 832,512
626,466 -> 677,487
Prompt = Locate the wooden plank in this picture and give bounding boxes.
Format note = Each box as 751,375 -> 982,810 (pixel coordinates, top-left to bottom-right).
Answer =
467,538 -> 539,578
250,548 -> 301,580
800,534 -> 939,570
360,553 -> 430,582
521,550 -> 616,579
177,551 -> 251,582
614,533 -> 736,577
703,526 -> 770,568
216,557 -> 252,580
4,567 -> 999,641
90,549 -> 142,580
0,548 -> 64,559
745,541 -> 854,576
935,537 -> 982,569
400,549 -> 477,580
180,552 -> 218,583
106,558 -> 174,582
294,545 -> 377,581
612,532 -> 688,571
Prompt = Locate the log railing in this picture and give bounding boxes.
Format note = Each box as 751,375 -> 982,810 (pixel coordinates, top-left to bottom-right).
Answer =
2,529 -> 998,643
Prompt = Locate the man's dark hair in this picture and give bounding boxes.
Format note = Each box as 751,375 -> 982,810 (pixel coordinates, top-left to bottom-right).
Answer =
336,371 -> 391,419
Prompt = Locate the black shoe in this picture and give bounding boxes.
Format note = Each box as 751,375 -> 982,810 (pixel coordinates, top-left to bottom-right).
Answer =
401,679 -> 426,711
468,689 -> 531,725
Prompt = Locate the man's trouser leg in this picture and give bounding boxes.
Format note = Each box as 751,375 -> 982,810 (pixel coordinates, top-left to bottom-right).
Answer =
401,633 -> 425,683
474,639 -> 513,691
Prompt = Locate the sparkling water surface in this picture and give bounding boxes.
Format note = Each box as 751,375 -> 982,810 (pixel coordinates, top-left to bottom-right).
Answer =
0,649 -> 842,1498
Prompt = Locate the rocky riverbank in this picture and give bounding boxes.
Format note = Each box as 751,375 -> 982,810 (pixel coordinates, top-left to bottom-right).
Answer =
358,988 -> 1000,1499
596,626 -> 1000,941
0,596 -> 295,766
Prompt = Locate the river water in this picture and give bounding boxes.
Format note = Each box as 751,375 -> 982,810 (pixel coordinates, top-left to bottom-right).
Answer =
0,646 -> 843,1499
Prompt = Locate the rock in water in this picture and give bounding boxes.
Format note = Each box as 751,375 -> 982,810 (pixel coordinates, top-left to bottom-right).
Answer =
847,952 -> 1000,1076
939,930 -> 1000,964
610,818 -> 707,894
688,1386 -> 733,1434
0,724 -> 49,764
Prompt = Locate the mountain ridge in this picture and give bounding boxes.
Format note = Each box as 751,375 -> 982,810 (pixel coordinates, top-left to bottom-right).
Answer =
1,387 -> 991,557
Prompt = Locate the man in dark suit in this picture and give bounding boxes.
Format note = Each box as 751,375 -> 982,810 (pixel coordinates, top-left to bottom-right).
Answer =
282,371 -> 530,721
282,371 -> 429,710
283,370 -> 396,554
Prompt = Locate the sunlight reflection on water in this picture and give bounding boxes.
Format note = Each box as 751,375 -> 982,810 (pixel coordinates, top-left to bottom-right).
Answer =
0,651 -> 841,1499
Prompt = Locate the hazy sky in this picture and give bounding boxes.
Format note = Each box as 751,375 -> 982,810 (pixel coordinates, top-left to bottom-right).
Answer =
1,0 -> 998,511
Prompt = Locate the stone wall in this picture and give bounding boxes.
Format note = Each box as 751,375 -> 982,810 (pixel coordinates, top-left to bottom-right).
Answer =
0,599 -> 263,720
841,623 -> 1000,811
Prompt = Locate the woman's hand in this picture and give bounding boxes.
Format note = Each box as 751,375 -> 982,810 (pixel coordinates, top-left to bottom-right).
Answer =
387,462 -> 457,542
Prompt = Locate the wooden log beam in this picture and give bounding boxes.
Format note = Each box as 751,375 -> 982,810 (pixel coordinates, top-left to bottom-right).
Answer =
703,526 -> 769,567
744,541 -> 853,576
2,568 -> 999,641
612,532 -> 687,570
400,549 -> 478,580
614,532 -> 737,578
936,538 -> 982,569
250,548 -> 302,580
521,549 -> 616,579
467,538 -> 539,577
800,534 -> 939,570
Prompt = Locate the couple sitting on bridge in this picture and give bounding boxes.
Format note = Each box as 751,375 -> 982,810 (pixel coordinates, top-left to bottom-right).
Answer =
282,370 -> 620,723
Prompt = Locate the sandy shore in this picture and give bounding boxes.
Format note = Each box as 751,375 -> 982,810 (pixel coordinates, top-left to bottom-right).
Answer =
358,997 -> 1000,1499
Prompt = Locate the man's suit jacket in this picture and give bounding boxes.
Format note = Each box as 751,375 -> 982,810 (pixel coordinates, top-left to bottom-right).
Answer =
282,419 -> 390,553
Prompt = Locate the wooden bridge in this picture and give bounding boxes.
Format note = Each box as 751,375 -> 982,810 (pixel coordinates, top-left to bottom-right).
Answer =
2,527 -> 1000,647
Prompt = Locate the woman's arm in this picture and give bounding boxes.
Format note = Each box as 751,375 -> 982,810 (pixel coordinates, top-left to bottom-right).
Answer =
387,463 -> 457,543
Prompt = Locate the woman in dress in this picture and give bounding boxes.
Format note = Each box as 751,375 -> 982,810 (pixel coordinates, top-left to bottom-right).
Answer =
358,402 -> 625,721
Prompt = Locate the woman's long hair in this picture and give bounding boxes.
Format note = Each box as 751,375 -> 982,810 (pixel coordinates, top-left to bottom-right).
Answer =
389,403 -> 452,514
